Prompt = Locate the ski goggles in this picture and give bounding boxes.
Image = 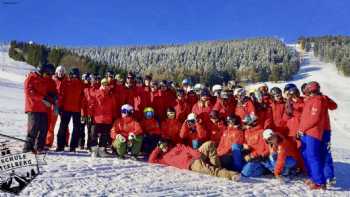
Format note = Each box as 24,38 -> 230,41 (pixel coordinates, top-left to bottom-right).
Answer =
121,109 -> 133,115
144,111 -> 154,119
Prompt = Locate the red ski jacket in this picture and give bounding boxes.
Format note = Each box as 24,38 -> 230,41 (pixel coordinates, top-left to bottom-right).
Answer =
217,126 -> 245,157
213,98 -> 236,119
161,119 -> 182,144
191,101 -> 213,123
173,99 -> 191,123
179,121 -> 208,143
299,95 -> 326,140
205,121 -> 226,145
91,88 -> 117,124
81,84 -> 99,117
244,125 -> 269,158
186,93 -> 198,108
140,119 -> 161,136
24,72 -> 57,113
283,98 -> 304,138
62,78 -> 84,112
270,135 -> 304,176
235,99 -> 256,121
148,145 -> 202,169
271,100 -> 288,135
110,117 -> 143,140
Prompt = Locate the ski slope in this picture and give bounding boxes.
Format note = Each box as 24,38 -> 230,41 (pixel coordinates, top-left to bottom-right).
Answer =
0,44 -> 350,196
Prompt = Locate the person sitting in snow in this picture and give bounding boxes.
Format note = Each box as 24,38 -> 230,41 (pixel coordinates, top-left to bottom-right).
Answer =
110,104 -> 143,159
148,141 -> 240,181
140,107 -> 161,154
261,129 -> 304,183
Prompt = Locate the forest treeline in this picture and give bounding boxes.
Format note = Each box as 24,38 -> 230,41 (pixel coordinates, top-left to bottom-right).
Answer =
9,38 -> 300,85
298,35 -> 350,76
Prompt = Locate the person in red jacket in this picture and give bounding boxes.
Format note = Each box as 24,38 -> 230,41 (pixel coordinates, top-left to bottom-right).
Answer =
179,113 -> 208,148
24,64 -> 56,153
161,107 -> 182,145
234,88 -> 256,121
205,110 -> 225,145
140,107 -> 161,154
217,115 -> 245,171
186,89 -> 199,109
80,73 -> 100,150
173,89 -> 191,123
298,81 -> 327,189
240,114 -> 270,177
283,87 -> 304,148
56,67 -> 84,152
262,129 -> 304,182
110,104 -> 143,158
191,89 -> 213,124
78,73 -> 91,149
213,90 -> 236,120
122,72 -> 137,107
45,65 -> 69,148
270,87 -> 288,136
252,89 -> 273,129
148,141 -> 240,181
89,78 -> 117,157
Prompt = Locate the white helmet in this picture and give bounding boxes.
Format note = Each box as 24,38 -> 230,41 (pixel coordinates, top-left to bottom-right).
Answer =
194,83 -> 205,91
212,84 -> 223,92
121,104 -> 134,114
234,88 -> 246,97
263,129 -> 274,140
55,65 -> 66,78
187,113 -> 197,121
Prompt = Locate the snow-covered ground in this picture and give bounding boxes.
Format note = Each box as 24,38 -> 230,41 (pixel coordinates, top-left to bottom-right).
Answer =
0,44 -> 350,196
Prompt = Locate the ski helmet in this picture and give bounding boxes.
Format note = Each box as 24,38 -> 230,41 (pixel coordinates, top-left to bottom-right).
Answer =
283,83 -> 297,93
270,87 -> 282,96
121,104 -> 134,115
69,67 -> 80,78
262,129 -> 274,140
212,84 -> 223,93
55,65 -> 66,78
39,63 -> 55,76
182,78 -> 191,85
143,107 -> 155,119
306,81 -> 320,93
234,88 -> 246,97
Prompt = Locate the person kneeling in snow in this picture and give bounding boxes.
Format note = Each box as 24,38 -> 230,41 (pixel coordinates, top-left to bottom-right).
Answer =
262,129 -> 304,182
110,104 -> 143,159
148,141 -> 240,181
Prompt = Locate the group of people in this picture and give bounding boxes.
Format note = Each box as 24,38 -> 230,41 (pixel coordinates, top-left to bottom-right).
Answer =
24,63 -> 337,190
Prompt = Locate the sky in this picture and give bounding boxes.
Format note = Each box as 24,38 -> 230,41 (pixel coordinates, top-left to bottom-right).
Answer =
0,0 -> 350,46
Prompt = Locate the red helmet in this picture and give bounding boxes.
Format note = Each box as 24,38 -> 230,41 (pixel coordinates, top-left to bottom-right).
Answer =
306,81 -> 320,93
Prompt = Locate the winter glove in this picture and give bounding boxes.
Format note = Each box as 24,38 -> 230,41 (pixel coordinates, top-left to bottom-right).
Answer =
42,96 -> 51,107
117,134 -> 126,143
128,133 -> 136,141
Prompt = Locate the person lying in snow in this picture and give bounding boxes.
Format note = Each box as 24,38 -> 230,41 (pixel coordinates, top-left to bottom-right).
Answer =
148,141 -> 240,181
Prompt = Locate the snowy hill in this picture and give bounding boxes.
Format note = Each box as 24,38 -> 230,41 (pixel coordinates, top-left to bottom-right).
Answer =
0,44 -> 350,196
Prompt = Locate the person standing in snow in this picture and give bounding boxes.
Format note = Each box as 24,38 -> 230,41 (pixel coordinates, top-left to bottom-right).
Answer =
140,107 -> 161,154
45,65 -> 70,149
298,81 -> 327,190
89,78 -> 117,157
24,63 -> 56,153
81,73 -> 100,150
56,67 -> 84,152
